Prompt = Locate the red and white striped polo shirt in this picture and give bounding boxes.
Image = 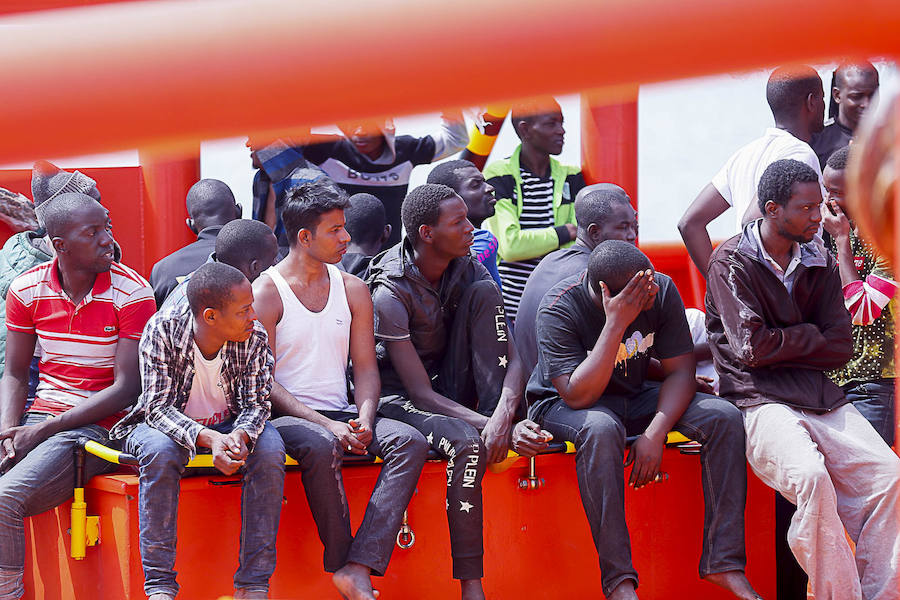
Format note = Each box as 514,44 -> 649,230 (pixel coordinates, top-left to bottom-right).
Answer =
6,259 -> 155,419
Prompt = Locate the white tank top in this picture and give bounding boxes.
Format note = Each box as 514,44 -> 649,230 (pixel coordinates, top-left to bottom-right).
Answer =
265,263 -> 354,412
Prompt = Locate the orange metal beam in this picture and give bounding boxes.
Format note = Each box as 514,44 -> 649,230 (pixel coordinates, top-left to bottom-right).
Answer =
1,0 -> 899,164
580,91 -> 638,201
0,0 -> 129,16
138,151 -> 200,273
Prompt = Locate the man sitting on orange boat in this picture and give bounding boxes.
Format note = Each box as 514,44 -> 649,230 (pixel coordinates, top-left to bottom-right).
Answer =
706,158 -> 900,600
526,240 -> 761,600
253,180 -> 428,600
0,193 -> 155,600
111,262 -> 285,600
367,183 -> 534,600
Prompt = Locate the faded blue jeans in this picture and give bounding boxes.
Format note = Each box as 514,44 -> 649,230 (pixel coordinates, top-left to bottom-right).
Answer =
0,412 -> 115,600
842,378 -> 895,447
124,421 -> 285,598
532,383 -> 748,597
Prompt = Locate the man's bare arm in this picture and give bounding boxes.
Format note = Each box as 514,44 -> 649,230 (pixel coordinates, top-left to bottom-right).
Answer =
344,274 -> 379,446
678,183 -> 729,277
626,352 -> 696,489
0,330 -> 34,430
252,272 -> 366,453
0,330 -> 37,464
385,339 -> 488,429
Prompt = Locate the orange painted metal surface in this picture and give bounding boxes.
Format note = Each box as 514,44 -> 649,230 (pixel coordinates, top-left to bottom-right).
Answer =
24,451 -> 775,599
580,93 -> 639,205
138,152 -> 201,272
1,0 -> 899,164
641,242 -> 706,309
0,161 -> 198,277
0,0 -> 126,15
0,168 -> 151,275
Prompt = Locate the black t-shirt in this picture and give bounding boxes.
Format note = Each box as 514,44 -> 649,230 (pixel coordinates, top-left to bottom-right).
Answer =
810,121 -> 852,169
515,243 -> 591,374
525,270 -> 693,422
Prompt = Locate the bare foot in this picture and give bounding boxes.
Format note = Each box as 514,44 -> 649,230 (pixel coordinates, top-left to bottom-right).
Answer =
333,562 -> 377,600
703,570 -> 763,600
461,578 -> 485,600
608,579 -> 639,600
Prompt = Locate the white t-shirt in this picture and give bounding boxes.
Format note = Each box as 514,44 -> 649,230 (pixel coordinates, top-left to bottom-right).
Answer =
711,128 -> 824,234
184,341 -> 230,426
685,308 -> 719,394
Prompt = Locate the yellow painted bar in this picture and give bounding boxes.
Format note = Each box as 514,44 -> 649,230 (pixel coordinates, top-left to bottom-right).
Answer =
70,488 -> 87,560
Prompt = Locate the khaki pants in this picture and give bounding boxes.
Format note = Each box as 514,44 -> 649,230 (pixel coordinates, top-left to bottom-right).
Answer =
742,403 -> 900,600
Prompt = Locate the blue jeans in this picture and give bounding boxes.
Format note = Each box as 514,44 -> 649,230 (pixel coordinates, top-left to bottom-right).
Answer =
124,421 -> 285,597
842,379 -> 895,446
0,412 -> 115,600
532,383 -> 748,597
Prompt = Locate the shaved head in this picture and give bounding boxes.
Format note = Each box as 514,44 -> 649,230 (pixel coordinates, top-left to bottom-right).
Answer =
185,179 -> 239,232
766,65 -> 822,120
588,240 -> 652,295
215,219 -> 279,282
574,183 -> 632,226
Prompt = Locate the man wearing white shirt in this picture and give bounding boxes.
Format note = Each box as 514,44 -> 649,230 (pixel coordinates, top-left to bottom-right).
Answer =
679,65 -> 826,276
252,180 -> 427,600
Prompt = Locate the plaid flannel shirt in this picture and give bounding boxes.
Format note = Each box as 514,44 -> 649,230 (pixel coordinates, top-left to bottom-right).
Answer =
110,302 -> 274,456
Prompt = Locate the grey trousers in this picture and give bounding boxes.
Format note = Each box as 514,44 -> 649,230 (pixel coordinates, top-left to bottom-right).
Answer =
0,413 -> 116,600
273,413 -> 427,576
534,384 -> 748,597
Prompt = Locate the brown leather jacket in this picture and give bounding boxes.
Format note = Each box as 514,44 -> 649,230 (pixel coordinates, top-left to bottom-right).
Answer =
705,225 -> 852,412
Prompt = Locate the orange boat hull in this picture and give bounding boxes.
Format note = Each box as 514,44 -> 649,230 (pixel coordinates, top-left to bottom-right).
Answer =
24,449 -> 775,599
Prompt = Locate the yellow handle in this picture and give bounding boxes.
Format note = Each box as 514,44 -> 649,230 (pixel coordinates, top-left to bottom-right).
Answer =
83,440 -> 380,468
84,440 -> 126,464
70,488 -> 87,560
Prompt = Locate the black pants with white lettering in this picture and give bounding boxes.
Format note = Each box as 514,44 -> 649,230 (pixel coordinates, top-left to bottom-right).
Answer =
377,399 -> 486,580
436,279 -> 519,419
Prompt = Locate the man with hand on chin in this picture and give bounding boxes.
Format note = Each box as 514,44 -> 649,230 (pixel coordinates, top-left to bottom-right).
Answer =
111,262 -> 285,600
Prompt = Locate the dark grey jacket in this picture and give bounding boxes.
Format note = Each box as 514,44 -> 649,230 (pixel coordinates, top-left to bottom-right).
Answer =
367,239 -> 492,394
